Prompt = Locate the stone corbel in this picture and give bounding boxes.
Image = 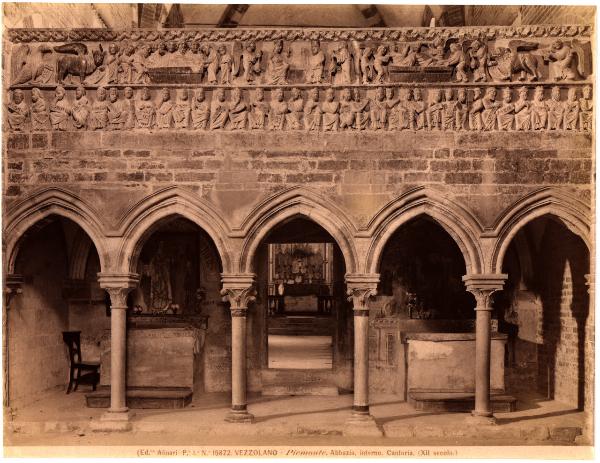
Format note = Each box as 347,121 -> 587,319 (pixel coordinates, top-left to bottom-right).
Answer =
4,274 -> 24,309
221,273 -> 257,315
462,274 -> 508,310
97,273 -> 140,309
346,273 -> 380,314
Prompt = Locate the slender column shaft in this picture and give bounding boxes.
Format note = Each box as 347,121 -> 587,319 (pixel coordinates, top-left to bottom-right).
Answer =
353,311 -> 370,413
474,306 -> 492,417
110,306 -> 128,413
230,312 -> 247,411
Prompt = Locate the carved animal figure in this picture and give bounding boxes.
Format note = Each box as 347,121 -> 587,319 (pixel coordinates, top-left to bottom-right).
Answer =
54,43 -> 105,84
488,41 -> 541,82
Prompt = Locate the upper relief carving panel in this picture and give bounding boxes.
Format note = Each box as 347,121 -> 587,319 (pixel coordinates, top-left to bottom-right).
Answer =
6,26 -> 593,88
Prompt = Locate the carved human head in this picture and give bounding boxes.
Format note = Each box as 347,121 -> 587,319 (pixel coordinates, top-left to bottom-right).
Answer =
551,86 -> 561,101
195,88 -> 205,101
457,88 -> 466,102
517,86 -> 528,99
311,40 -> 320,55
472,87 -> 482,99
384,87 -> 393,99
232,88 -> 242,102
124,87 -> 134,99
551,40 -> 563,51
567,87 -> 577,101
471,40 -> 482,50
413,88 -> 422,101
216,88 -> 226,102
31,87 -> 43,102
291,88 -> 301,100
502,88 -> 512,103
485,87 -> 496,100
218,45 -> 227,55
55,85 -> 66,100
274,40 -> 283,54
178,41 -> 188,54
96,87 -> 107,101
310,88 -> 319,100
109,43 -> 118,55
179,89 -> 188,101
274,88 -> 284,102
444,88 -> 453,101
167,41 -> 178,53
430,88 -> 442,102
254,88 -> 264,101
190,41 -> 200,54
377,45 -> 388,55
583,85 -> 592,99
341,88 -> 351,101
161,88 -> 170,102
75,85 -> 86,99
109,87 -> 119,103
325,88 -> 335,102
246,41 -> 256,52
200,44 -> 209,55
12,89 -> 24,104
376,87 -> 385,100
352,88 -> 361,101
141,87 -> 151,101
534,86 -> 544,101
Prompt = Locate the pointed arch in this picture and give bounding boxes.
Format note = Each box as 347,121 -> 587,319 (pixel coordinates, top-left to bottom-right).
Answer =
238,186 -> 359,273
114,186 -> 234,274
365,187 -> 484,274
488,188 -> 591,274
4,188 -> 109,274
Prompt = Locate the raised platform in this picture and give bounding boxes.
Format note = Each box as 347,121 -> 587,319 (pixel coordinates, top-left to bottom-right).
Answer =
85,387 -> 193,409
262,368 -> 339,396
408,390 -> 517,413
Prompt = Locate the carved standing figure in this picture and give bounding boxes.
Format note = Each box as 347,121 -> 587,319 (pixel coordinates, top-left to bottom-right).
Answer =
370,87 -> 387,130
546,86 -> 564,130
426,88 -> 444,130
397,88 -> 412,131
411,88 -> 426,130
385,87 -> 401,130
249,88 -> 269,129
71,85 -> 90,130
123,86 -> 136,129
7,89 -> 28,131
136,87 -> 156,129
469,87 -> 484,131
514,87 -> 531,131
579,85 -> 593,132
455,88 -> 468,131
442,88 -> 457,131
105,43 -> 120,84
191,88 -> 210,130
173,89 -> 191,129
373,45 -> 390,83
89,87 -> 110,130
286,88 -> 304,130
321,88 -> 339,131
358,46 -> 374,84
210,88 -> 229,129
30,88 -> 50,131
563,87 -> 580,131
238,41 -> 262,83
50,85 -> 71,131
339,88 -> 355,130
496,88 -> 515,130
267,40 -> 290,85
304,88 -> 321,131
269,88 -> 288,131
531,86 -> 548,130
330,42 -> 352,85
229,88 -> 248,130
468,40 -> 488,82
202,45 -> 219,84
156,88 -> 174,129
443,42 -> 468,83
352,88 -> 370,130
307,40 -> 325,84
218,45 -> 233,84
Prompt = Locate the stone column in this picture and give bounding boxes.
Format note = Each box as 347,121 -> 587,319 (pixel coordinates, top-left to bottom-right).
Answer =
463,273 -> 507,423
97,273 -> 139,431
3,274 -> 24,408
344,273 -> 382,436
221,273 -> 256,423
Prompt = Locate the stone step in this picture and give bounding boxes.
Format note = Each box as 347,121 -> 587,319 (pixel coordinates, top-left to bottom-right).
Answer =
268,316 -> 333,336
261,368 -> 339,396
85,386 -> 193,409
408,390 -> 517,413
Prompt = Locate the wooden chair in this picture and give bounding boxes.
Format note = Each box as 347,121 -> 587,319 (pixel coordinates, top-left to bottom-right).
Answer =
62,331 -> 100,394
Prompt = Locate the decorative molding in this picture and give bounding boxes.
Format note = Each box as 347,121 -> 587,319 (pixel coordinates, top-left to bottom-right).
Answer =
3,274 -> 24,309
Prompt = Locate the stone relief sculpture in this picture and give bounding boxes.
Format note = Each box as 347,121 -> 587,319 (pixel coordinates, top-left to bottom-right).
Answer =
7,89 -> 28,131
136,87 -> 156,129
579,85 -> 593,132
321,88 -> 339,131
411,88 -> 425,131
304,88 -> 321,131
210,88 -> 229,129
218,45 -> 233,85
306,40 -> 325,84
468,40 -> 488,82
30,87 -> 50,131
442,88 -> 457,131
469,87 -> 484,131
455,88 -> 468,131
329,42 -> 353,85
269,88 -> 287,131
397,88 -> 412,131
531,86 -> 548,130
12,43 -> 54,85
339,88 -> 354,130
488,41 -> 541,82
497,88 -> 515,131
236,41 -> 262,83
49,85 -> 70,131
249,87 -> 269,130
173,89 -> 191,129
514,86 -> 532,131
544,40 -> 587,81
426,88 -> 444,130
71,85 -> 90,130
385,87 -> 401,130
546,86 -> 565,130
481,87 -> 501,131
370,87 -> 387,130
191,88 -> 210,130
352,88 -> 370,130
156,88 -> 174,129
266,40 -> 291,85
229,88 -> 247,130
286,88 -> 304,130
563,87 -> 580,131
107,87 -> 126,130
54,42 -> 106,84
122,86 -> 137,129
88,86 -> 110,130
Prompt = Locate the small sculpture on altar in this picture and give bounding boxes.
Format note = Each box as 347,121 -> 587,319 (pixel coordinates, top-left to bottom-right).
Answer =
89,86 -> 110,130
269,88 -> 287,131
546,86 -> 564,130
7,89 -> 28,131
71,85 -> 90,130
173,89 -> 191,129
156,88 -> 174,129
286,88 -> 304,130
136,87 -> 156,129
563,87 -> 580,131
531,86 -> 548,131
249,87 -> 269,130
306,40 -> 325,84
50,85 -> 71,131
579,85 -> 593,132
304,88 -> 321,131
191,88 -> 210,130
370,87 -> 387,130
210,88 -> 229,130
321,88 -> 339,131
266,39 -> 290,85
514,86 -> 531,131
30,88 -> 50,131
496,87 -> 515,131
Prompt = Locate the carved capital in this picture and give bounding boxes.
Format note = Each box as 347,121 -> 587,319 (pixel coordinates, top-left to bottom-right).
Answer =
346,273 -> 380,312
4,274 -> 24,309
462,274 -> 507,311
221,273 -> 257,311
97,273 -> 140,309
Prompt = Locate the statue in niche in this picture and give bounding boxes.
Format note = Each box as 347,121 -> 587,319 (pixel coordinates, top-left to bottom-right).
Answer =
384,87 -> 401,130
488,41 -> 541,82
370,87 -> 387,130
469,87 -> 484,131
321,88 -> 339,131
329,42 -> 353,85
544,40 -> 586,81
50,85 -> 71,131
156,88 -> 174,129
105,43 -> 120,84
426,88 -> 443,130
269,88 -> 287,131
396,88 -> 412,131
228,88 -> 247,130
237,41 -> 263,83
266,39 -> 290,85
88,87 -> 110,130
514,87 -> 531,131
306,40 -> 325,84
531,86 -> 548,131
210,88 -> 229,130
546,86 -> 564,130
563,87 -> 580,131
11,43 -> 54,85
7,89 -> 28,131
481,87 -> 500,131
286,88 -> 304,130
358,46 -> 374,84
304,88 -> 321,131
201,45 -> 219,84
55,42 -> 106,84
218,45 -> 233,84
30,88 -> 50,131
173,89 -> 191,129
107,87 -> 126,130
496,88 -> 515,131
411,88 -> 425,130
455,88 -> 468,131
136,87 -> 156,129
191,88 -> 210,130
123,86 -> 136,129
579,85 -> 593,132
249,87 -> 269,129
373,45 -> 391,83
442,88 -> 457,131
71,85 -> 90,130
352,88 -> 370,130
467,39 -> 488,82
339,88 -> 355,130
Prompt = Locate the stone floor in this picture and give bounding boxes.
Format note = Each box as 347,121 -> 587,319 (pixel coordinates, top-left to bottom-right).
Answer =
5,387 -> 592,449
268,334 -> 333,369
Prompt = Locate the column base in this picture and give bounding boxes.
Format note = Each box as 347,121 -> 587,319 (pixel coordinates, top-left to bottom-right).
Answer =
465,410 -> 497,426
225,408 -> 255,424
90,409 -> 134,432
343,412 -> 383,437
